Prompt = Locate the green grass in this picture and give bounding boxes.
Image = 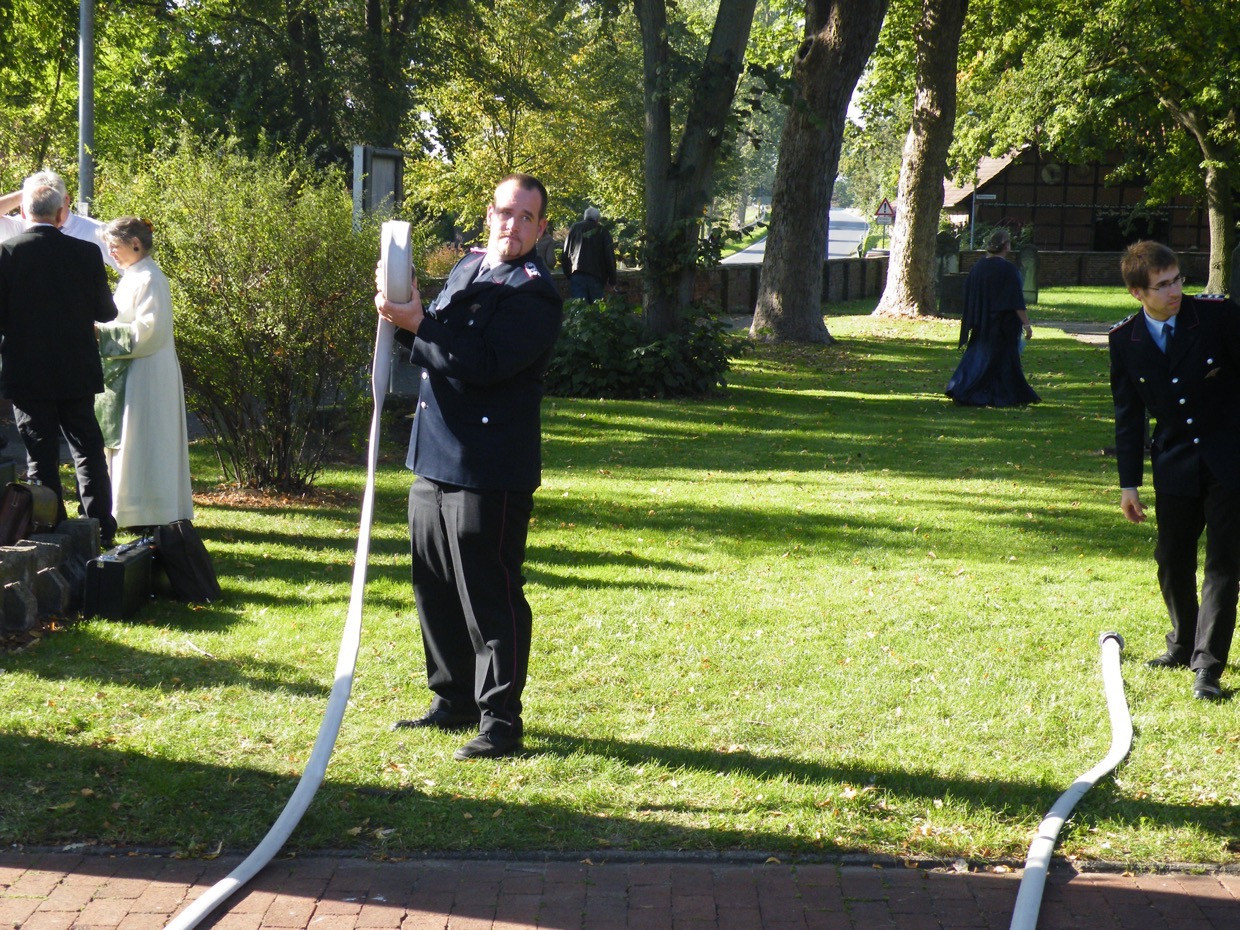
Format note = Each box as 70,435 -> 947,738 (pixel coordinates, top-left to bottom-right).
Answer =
717,222 -> 770,259
1030,285 -> 1138,325
2,306 -> 1238,868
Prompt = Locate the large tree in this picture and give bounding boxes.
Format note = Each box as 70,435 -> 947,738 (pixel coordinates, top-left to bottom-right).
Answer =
953,0 -> 1237,292
750,0 -> 888,343
634,0 -> 758,337
405,0 -> 644,231
871,0 -> 968,319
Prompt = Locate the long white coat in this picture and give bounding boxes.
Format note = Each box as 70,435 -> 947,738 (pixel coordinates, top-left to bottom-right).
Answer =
97,256 -> 194,527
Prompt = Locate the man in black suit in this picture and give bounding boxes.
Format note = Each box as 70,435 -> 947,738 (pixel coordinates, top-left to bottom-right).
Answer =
0,172 -> 118,545
375,174 -> 564,759
1108,241 -> 1240,700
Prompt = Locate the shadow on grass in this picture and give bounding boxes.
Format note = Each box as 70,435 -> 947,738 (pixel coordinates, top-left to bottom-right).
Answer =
4,619 -> 331,698
1,727 -> 1236,859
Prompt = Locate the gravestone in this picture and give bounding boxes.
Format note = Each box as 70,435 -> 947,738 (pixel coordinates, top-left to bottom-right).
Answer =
1019,244 -> 1039,306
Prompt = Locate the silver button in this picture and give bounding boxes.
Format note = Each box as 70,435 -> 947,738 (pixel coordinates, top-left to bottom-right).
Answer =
1186,418 -> 1194,425
1139,377 -> 1146,383
1207,358 -> 1214,364
421,371 -> 429,380
1193,437 -> 1200,444
481,416 -> 490,425
1179,398 -> 1187,405
1171,377 -> 1179,384
420,401 -> 427,409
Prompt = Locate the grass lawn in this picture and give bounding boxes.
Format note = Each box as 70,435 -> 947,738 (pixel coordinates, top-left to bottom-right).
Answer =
1030,285 -> 1138,325
2,303 -> 1237,868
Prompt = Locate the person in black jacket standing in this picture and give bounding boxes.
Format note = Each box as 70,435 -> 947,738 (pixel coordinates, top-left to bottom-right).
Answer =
1109,241 -> 1240,701
375,174 -> 564,759
559,206 -> 616,302
0,173 -> 118,545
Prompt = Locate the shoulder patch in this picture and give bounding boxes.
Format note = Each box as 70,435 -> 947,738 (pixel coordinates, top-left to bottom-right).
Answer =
523,262 -> 541,279
1109,312 -> 1139,334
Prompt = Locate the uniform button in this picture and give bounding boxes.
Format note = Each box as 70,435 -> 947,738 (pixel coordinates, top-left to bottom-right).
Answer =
1207,358 -> 1214,364
1139,377 -> 1146,383
1186,418 -> 1194,425
1171,377 -> 1179,384
421,371 -> 429,379
1193,437 -> 1200,444
420,401 -> 428,409
481,416 -> 490,425
1179,398 -> 1187,405
468,320 -> 476,326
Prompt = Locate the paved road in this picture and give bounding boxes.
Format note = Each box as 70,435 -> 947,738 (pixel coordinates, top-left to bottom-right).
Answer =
721,209 -> 870,265
4,849 -> 1239,929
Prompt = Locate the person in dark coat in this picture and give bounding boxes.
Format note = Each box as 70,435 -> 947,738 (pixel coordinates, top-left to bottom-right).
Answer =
375,174 -> 564,760
945,228 -> 1039,407
559,206 -> 617,302
0,172 -> 118,545
1109,240 -> 1240,701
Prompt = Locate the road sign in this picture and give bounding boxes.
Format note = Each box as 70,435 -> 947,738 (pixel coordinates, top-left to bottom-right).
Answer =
974,193 -> 997,201
875,198 -> 896,226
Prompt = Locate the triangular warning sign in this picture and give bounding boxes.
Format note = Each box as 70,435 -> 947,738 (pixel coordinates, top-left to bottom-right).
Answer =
875,198 -> 896,220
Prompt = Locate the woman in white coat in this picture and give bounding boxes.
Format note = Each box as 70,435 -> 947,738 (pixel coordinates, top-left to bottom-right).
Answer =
96,217 -> 194,530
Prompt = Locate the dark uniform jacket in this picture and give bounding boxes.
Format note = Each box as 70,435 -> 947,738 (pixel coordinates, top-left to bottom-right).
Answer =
559,219 -> 617,286
0,224 -> 117,400
400,248 -> 563,492
1108,295 -> 1240,495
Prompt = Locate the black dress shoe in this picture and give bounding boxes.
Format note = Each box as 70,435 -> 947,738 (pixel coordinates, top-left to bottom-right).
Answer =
391,708 -> 478,732
1192,670 -> 1223,701
453,731 -> 523,761
1146,652 -> 1189,669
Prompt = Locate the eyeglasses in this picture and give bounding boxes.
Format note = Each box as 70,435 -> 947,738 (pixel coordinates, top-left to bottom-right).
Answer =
1147,274 -> 1186,293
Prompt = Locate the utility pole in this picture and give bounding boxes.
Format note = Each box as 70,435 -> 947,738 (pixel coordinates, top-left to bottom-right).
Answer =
78,0 -> 95,214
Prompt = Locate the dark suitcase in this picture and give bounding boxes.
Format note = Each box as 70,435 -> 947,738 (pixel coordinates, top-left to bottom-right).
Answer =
153,520 -> 221,603
84,537 -> 154,619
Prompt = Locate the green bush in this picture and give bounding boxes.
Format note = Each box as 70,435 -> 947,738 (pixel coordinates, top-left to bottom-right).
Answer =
544,296 -> 742,399
96,136 -> 435,491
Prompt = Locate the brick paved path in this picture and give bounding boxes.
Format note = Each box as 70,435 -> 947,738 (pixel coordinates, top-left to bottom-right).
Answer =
3,851 -> 1240,929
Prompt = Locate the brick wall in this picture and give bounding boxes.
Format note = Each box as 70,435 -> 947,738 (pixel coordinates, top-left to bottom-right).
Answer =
419,250 -> 1215,314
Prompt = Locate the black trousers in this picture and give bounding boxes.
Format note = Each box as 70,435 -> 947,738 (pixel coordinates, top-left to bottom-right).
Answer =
11,395 -> 117,542
408,477 -> 533,737
1154,467 -> 1240,675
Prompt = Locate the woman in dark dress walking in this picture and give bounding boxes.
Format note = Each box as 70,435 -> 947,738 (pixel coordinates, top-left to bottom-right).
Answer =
945,228 -> 1040,407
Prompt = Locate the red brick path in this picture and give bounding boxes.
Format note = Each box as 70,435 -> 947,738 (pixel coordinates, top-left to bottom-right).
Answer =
3,851 -> 1239,929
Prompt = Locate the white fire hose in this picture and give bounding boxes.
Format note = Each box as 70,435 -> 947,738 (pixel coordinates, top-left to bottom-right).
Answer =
163,224 -> 407,930
1010,631 -> 1132,930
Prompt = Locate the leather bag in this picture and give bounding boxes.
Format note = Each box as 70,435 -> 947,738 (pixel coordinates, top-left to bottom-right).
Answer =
153,519 -> 221,603
0,481 -> 59,546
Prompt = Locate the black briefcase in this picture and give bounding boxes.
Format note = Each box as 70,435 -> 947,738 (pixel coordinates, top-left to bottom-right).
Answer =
84,538 -> 155,620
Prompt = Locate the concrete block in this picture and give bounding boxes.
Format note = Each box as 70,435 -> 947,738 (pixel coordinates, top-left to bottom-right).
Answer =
0,544 -> 37,590
2,581 -> 36,633
35,566 -> 71,617
52,518 -> 99,563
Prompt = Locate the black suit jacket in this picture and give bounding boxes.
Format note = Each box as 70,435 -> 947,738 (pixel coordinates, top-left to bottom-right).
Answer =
401,248 -> 563,492
1108,295 -> 1240,495
0,224 -> 117,400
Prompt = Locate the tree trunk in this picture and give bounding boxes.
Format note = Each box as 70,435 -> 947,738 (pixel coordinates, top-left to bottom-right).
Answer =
751,0 -> 888,343
364,0 -> 419,148
635,0 -> 758,337
1151,93 -> 1236,294
734,183 -> 749,229
873,0 -> 968,319
1201,159 -> 1235,294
